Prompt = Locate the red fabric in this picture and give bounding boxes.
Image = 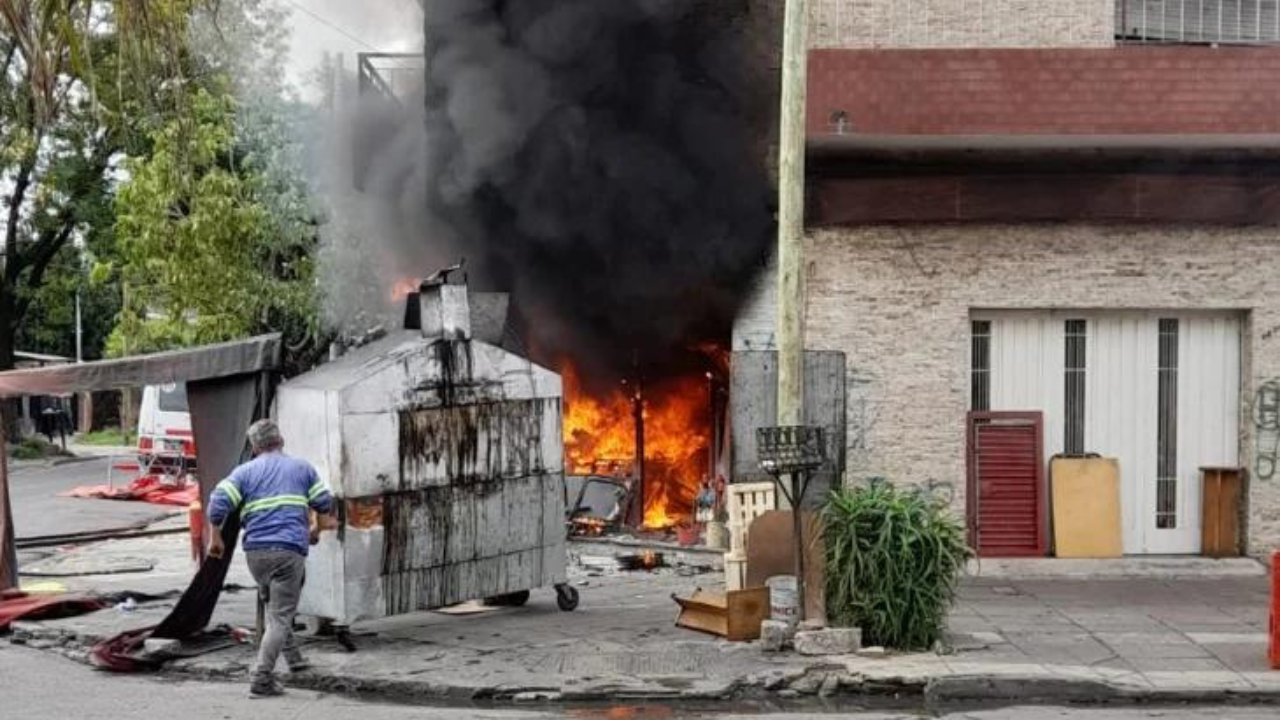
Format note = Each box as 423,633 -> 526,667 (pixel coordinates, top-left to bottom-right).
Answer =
62,475 -> 198,507
1270,552 -> 1280,670
0,590 -> 107,632
90,626 -> 158,673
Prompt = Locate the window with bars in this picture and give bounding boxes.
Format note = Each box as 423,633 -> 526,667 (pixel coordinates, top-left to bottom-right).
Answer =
1157,319 -> 1180,529
971,320 -> 991,412
1064,320 -> 1088,455
1117,0 -> 1280,45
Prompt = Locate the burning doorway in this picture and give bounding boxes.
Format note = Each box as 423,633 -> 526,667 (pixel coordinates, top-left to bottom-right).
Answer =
563,359 -> 727,534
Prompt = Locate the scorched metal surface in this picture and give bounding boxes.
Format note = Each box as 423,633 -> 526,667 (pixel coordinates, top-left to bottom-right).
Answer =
277,282 -> 568,624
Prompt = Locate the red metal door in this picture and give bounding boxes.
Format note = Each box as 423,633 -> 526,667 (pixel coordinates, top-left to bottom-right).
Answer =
966,412 -> 1046,557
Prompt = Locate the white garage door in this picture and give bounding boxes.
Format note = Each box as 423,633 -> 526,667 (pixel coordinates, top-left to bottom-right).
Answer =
972,311 -> 1240,555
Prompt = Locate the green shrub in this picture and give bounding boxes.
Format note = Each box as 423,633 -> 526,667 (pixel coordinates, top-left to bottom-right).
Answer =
78,428 -> 135,446
9,437 -> 70,460
10,442 -> 43,460
823,479 -> 971,651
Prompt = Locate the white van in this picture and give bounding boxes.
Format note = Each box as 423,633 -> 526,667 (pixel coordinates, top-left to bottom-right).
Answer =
137,383 -> 196,472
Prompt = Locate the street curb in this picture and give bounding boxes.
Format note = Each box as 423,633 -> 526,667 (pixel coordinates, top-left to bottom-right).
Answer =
53,455 -> 100,466
8,454 -> 99,468
924,674 -> 1280,706
11,625 -> 1280,708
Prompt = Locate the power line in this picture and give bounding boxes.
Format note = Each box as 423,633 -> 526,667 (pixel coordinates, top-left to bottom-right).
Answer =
280,0 -> 379,51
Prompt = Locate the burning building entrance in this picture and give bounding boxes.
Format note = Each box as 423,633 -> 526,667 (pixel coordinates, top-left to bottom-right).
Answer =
563,363 -> 726,533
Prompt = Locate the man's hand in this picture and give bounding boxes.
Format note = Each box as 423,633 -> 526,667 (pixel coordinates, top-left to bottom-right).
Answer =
309,511 -> 337,545
208,533 -> 226,559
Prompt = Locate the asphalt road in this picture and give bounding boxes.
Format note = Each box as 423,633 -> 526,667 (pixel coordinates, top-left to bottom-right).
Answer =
8,457 -> 179,539
1,644 -> 1278,720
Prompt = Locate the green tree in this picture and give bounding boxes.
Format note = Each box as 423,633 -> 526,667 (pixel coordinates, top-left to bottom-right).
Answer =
105,0 -> 324,371
0,2 -> 120,371
108,83 -> 320,367
0,0 -> 214,368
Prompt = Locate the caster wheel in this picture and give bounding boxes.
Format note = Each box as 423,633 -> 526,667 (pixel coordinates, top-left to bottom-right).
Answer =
335,626 -> 356,652
302,617 -> 336,636
555,585 -> 580,612
483,590 -> 531,607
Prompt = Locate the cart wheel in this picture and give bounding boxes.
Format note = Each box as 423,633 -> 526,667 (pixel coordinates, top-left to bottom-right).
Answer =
555,585 -> 580,612
335,626 -> 356,652
483,590 -> 530,607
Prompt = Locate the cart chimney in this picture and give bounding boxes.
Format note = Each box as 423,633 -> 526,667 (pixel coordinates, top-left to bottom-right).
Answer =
418,281 -> 471,341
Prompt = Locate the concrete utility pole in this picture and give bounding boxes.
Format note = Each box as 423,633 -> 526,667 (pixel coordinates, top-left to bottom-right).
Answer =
776,0 -> 809,427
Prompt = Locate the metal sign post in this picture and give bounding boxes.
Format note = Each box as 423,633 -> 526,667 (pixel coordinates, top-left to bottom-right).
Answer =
757,425 -> 826,622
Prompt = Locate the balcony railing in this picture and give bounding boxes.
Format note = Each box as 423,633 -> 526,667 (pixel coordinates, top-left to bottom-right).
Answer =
1117,0 -> 1280,45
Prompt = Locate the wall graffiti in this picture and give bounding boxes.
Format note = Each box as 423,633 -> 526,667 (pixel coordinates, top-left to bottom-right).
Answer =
1255,379 -> 1280,481
923,478 -> 956,505
846,369 -> 879,467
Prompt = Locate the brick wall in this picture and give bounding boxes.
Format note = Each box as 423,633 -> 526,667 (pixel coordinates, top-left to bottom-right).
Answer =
760,224 -> 1280,553
811,0 -> 1114,49
808,46 -> 1280,135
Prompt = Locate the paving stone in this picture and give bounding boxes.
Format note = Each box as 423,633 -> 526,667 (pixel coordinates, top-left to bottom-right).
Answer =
1186,632 -> 1269,644
856,645 -> 887,658
759,619 -> 794,653
1128,657 -> 1233,672
795,628 -> 861,656
818,673 -> 841,697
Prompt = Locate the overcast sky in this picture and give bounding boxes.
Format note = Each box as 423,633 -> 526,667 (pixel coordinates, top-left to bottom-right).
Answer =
282,0 -> 423,95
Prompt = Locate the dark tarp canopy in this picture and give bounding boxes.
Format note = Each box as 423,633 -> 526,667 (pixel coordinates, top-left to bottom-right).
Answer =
0,334 -> 281,590
0,334 -> 281,398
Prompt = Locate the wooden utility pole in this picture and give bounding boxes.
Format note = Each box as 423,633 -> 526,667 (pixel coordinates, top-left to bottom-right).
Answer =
776,0 -> 809,427
0,419 -> 17,590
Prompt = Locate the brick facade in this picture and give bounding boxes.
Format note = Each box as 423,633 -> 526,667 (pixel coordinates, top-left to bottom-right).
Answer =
810,0 -> 1114,49
807,46 -> 1280,135
755,225 -> 1280,553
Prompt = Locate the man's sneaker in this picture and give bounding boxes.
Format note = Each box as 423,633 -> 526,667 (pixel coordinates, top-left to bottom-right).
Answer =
249,679 -> 284,698
287,659 -> 312,673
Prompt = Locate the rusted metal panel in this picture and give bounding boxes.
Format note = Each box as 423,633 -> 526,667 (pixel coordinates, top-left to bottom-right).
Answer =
398,399 -> 556,491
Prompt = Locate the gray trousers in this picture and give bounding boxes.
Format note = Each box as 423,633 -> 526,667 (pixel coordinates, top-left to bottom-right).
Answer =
245,549 -> 306,681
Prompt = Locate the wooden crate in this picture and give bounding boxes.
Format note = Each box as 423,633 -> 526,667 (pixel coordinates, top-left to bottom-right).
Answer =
673,586 -> 770,641
727,482 -> 777,555
724,551 -> 748,591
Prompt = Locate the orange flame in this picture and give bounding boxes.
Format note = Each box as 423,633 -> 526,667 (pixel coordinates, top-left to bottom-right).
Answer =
562,363 -> 712,529
390,278 -> 420,303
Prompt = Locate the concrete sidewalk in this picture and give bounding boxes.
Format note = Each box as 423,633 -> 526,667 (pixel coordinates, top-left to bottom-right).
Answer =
65,442 -> 135,460
7,533 -> 1280,706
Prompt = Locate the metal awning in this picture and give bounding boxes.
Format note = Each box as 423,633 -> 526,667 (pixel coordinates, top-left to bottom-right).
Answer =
0,334 -> 281,397
0,334 -> 283,589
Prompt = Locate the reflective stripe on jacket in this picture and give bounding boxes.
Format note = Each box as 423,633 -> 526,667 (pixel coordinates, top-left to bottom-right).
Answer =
208,451 -> 333,556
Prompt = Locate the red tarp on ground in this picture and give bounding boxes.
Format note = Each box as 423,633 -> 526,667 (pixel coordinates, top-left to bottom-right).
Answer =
0,590 -> 107,632
62,475 -> 198,507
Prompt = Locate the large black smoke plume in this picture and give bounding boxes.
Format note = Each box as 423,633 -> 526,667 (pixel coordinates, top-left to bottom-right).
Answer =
324,0 -> 776,388
421,0 -> 774,385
